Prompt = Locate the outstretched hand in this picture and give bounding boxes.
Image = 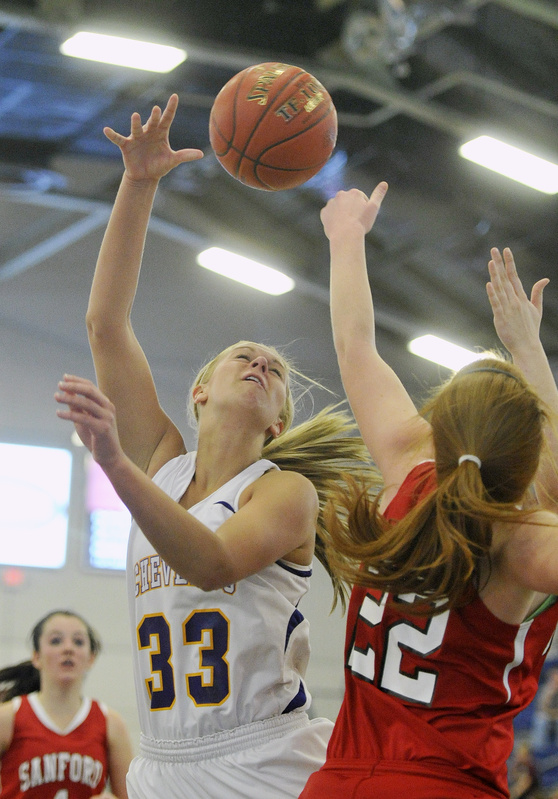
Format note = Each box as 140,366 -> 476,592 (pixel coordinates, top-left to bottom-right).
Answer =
104,93 -> 204,182
55,375 -> 124,469
486,247 -> 549,355
320,182 -> 388,240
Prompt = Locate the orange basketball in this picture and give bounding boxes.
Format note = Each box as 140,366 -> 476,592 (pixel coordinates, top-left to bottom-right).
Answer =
209,62 -> 338,191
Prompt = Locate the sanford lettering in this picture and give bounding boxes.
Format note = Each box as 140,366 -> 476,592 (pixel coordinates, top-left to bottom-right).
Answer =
18,752 -> 103,791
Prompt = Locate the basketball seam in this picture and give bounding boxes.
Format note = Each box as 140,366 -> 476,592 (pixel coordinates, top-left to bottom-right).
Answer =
255,105 -> 335,165
210,63 -> 336,190
233,66 -> 306,178
250,105 -> 336,189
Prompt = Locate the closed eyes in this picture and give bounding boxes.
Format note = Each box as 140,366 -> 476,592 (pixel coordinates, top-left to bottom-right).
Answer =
234,352 -> 284,379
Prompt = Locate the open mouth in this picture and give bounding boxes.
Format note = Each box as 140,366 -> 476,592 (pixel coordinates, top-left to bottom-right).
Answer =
244,375 -> 263,387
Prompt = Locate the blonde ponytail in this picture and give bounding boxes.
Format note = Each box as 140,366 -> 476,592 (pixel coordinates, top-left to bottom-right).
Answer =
263,403 -> 380,610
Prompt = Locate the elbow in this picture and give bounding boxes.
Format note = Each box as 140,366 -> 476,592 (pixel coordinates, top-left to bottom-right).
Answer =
86,306 -> 114,336
85,307 -> 95,336
332,329 -> 352,363
189,560 -> 238,593
86,309 -> 129,351
334,332 -> 374,366
86,309 -> 110,343
194,574 -> 235,593
333,336 -> 350,364
198,581 -> 222,593
195,575 -> 222,592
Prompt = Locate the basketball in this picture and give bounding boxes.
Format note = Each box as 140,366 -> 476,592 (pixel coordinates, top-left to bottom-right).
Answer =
209,62 -> 338,191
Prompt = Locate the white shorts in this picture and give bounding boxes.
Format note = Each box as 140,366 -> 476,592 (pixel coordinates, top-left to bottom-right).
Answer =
126,712 -> 333,799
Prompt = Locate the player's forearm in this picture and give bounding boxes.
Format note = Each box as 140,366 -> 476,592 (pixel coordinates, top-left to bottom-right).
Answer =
87,173 -> 159,332
328,227 -> 377,360
103,456 -> 235,590
511,339 -> 558,418
512,340 -> 558,505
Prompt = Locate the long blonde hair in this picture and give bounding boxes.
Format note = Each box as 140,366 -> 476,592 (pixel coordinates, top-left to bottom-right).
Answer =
189,341 -> 379,609
323,357 -> 555,615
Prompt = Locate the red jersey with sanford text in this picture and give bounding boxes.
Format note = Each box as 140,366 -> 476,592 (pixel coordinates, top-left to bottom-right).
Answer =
0,693 -> 108,798
325,461 -> 558,797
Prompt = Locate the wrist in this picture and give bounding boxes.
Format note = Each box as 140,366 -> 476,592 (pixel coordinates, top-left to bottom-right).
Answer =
509,337 -> 546,363
326,220 -> 367,243
121,172 -> 160,192
98,450 -> 133,488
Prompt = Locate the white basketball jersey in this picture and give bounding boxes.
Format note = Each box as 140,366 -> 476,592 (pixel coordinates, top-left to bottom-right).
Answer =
127,452 -> 315,742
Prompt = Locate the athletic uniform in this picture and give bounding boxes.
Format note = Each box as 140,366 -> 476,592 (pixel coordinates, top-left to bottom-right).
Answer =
301,461 -> 558,799
0,693 -> 108,798
126,453 -> 332,799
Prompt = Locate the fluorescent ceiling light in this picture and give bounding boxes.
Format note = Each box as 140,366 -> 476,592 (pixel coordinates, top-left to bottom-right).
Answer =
60,32 -> 186,73
459,135 -> 558,194
408,335 -> 483,371
196,248 -> 295,296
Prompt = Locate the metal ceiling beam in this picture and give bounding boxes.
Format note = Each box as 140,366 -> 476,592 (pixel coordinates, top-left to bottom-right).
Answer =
0,189 -> 417,338
490,0 -> 558,28
0,209 -> 109,281
0,8 -> 67,34
150,214 -> 416,336
0,3 -> 552,142
335,68 -> 558,131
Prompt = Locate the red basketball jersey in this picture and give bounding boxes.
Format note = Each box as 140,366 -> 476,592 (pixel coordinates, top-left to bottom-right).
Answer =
1,693 -> 109,799
304,461 -> 558,798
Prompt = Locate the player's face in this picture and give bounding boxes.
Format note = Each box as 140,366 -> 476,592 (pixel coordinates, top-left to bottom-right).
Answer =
32,614 -> 95,684
198,344 -> 288,437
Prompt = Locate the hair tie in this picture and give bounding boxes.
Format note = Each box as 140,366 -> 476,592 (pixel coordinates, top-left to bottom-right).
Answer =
458,454 -> 482,469
461,367 -> 520,383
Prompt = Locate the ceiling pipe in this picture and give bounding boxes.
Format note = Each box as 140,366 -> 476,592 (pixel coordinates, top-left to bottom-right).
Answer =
0,4 -> 554,142
336,68 -> 558,130
483,0 -> 558,28
0,188 -> 418,338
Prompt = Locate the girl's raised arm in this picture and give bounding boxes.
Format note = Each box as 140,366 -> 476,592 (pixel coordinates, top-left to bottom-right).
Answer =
487,247 -> 558,507
87,95 -> 203,473
321,184 -> 432,494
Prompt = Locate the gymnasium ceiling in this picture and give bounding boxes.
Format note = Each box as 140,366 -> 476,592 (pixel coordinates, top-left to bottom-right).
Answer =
1,0 -> 558,446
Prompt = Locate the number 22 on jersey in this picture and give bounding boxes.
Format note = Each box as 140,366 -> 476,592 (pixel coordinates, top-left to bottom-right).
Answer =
348,591 -> 450,705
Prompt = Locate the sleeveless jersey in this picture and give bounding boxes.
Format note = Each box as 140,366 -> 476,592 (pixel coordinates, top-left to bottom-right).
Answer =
310,461 -> 558,798
127,453 -> 314,742
0,693 -> 108,799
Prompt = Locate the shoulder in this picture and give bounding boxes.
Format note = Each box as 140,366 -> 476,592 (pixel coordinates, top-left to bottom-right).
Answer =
252,468 -> 317,504
504,510 -> 558,544
0,699 -> 16,755
257,471 -> 318,565
239,469 -> 318,526
495,509 -> 558,593
495,510 -> 558,557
